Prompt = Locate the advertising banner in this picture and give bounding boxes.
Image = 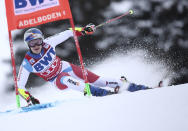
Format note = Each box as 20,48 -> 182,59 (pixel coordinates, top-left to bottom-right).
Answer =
5,0 -> 72,30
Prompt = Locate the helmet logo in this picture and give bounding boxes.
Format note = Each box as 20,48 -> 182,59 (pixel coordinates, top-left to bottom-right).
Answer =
25,33 -> 38,42
24,28 -> 43,45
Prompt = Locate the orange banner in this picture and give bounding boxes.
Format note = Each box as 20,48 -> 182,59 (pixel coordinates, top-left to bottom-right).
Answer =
5,0 -> 72,30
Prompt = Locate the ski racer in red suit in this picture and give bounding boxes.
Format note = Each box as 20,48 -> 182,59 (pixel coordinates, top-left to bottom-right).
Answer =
17,24 -> 157,106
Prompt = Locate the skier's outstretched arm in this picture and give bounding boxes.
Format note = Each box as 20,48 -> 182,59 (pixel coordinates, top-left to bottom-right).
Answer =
44,23 -> 96,47
17,59 -> 40,106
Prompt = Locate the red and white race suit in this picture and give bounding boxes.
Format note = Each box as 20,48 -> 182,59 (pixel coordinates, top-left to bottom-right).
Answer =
17,30 -> 123,92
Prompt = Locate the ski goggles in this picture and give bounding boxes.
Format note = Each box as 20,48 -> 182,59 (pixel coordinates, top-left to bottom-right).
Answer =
28,38 -> 43,47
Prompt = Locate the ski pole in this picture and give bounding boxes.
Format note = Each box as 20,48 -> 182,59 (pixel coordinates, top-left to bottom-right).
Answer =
96,9 -> 134,29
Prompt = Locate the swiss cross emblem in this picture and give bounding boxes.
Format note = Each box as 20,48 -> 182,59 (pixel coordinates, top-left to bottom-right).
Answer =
30,58 -> 35,64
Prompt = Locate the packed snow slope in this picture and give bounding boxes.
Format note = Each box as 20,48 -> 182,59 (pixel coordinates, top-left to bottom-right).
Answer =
0,83 -> 188,131
0,51 -> 188,131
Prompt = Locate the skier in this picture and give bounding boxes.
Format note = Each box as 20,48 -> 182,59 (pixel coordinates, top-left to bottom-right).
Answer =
17,24 -> 161,106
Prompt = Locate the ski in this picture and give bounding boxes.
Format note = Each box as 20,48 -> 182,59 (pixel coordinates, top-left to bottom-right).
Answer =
0,101 -> 60,114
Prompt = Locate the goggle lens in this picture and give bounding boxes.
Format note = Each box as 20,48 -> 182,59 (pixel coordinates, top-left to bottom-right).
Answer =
28,39 -> 43,47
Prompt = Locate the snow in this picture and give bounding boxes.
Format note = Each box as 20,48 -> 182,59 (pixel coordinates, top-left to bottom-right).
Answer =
0,84 -> 188,131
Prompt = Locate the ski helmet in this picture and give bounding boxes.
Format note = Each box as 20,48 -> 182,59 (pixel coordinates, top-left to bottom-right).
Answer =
24,28 -> 44,45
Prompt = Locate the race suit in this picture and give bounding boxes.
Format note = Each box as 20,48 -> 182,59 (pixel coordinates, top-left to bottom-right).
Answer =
17,30 -> 123,99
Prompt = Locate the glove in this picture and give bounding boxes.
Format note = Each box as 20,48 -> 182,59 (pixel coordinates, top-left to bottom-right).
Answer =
26,95 -> 40,107
18,88 -> 40,106
81,23 -> 96,35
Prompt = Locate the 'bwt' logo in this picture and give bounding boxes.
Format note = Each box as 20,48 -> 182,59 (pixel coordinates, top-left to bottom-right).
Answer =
15,0 -> 54,9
